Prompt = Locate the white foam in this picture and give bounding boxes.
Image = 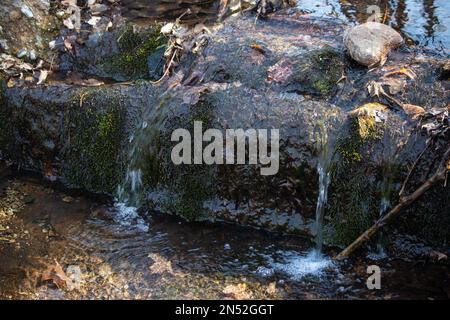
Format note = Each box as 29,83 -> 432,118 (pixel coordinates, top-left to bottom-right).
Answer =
113,202 -> 149,232
270,250 -> 333,280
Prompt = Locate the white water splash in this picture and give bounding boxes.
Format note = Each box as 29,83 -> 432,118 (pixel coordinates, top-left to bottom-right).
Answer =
112,202 -> 149,232
268,250 -> 333,280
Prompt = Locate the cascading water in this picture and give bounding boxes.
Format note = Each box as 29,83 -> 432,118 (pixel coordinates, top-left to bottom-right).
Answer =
315,162 -> 331,254
114,91 -> 175,228
370,164 -> 393,259
313,122 -> 333,255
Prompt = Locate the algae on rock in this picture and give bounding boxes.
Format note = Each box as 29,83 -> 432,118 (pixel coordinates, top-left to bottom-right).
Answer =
97,24 -> 168,81
65,89 -> 126,194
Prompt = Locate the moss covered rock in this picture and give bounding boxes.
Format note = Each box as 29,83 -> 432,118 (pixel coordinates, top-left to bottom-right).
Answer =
65,89 -> 126,193
97,24 -> 168,81
285,47 -> 345,97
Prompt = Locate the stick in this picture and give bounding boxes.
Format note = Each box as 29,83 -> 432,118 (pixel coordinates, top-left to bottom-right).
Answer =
334,146 -> 450,260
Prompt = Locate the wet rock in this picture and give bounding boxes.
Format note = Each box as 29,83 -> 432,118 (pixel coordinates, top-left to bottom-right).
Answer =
16,48 -> 27,59
0,40 -> 8,52
1,12 -> 449,242
282,47 -> 345,97
343,22 -> 404,67
147,46 -> 166,80
439,61 -> 450,80
348,103 -> 388,139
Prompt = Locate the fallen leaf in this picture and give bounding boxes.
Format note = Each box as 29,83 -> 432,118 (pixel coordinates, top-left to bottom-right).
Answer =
223,283 -> 253,300
250,43 -> 265,54
62,196 -> 74,203
41,262 -> 69,289
402,104 -> 426,120
37,70 -> 48,85
381,78 -> 406,95
367,80 -> 386,98
6,79 -> 15,88
430,250 -> 448,262
384,67 -> 417,80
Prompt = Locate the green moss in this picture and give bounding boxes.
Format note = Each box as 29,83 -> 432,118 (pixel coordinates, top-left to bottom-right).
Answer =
143,97 -> 217,221
99,24 -> 168,81
310,50 -> 343,96
65,89 -> 125,193
289,47 -> 345,97
325,120 -> 387,246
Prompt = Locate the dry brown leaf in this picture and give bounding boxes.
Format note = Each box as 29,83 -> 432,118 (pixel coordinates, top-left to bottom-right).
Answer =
384,67 -> 417,80
37,70 -> 48,85
402,104 -> 426,120
250,43 -> 265,54
41,262 -> 69,289
64,38 -> 74,53
430,250 -> 448,262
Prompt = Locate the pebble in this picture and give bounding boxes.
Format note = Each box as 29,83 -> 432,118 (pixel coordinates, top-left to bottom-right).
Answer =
29,50 -> 37,61
224,243 -> 231,250
16,48 -> 28,59
343,22 -> 403,67
0,39 -> 8,51
21,5 -> 34,19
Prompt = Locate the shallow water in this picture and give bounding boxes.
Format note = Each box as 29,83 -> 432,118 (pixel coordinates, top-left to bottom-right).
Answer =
296,0 -> 450,51
123,0 -> 450,52
1,177 -> 449,300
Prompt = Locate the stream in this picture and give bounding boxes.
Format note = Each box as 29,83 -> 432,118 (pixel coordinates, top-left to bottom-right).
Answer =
0,0 -> 449,300
0,175 -> 449,299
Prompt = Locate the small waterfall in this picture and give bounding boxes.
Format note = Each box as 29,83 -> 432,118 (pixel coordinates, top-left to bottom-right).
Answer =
371,169 -> 392,259
313,121 -> 334,254
114,91 -> 175,223
315,161 -> 331,253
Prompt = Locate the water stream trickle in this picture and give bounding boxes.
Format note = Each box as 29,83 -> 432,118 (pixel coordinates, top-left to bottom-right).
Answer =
115,92 -> 175,224
315,162 -> 331,254
313,122 -> 333,254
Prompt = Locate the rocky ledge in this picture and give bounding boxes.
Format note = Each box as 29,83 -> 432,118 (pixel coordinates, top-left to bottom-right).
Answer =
1,6 -> 449,249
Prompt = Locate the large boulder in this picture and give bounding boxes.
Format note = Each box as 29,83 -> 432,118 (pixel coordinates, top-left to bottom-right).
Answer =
343,22 -> 404,67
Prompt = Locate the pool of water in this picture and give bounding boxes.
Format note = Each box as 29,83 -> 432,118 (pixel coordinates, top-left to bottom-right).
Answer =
296,0 -> 450,51
1,177 -> 449,299
122,0 -> 450,52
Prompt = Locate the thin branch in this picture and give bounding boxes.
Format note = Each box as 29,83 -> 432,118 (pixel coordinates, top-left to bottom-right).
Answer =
335,146 -> 450,260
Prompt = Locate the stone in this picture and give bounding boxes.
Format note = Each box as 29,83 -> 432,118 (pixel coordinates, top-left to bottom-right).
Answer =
0,39 -> 8,51
16,48 -> 27,59
343,22 -> 404,67
439,60 -> 450,80
21,5 -> 34,19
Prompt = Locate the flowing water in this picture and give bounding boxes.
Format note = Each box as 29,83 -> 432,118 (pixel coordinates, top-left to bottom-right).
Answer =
122,0 -> 450,52
1,177 -> 449,299
295,0 -> 450,52
115,92 -> 177,225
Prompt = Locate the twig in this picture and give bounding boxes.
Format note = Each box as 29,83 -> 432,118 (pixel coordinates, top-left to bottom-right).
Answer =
398,142 -> 430,198
335,146 -> 450,260
149,48 -> 178,85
